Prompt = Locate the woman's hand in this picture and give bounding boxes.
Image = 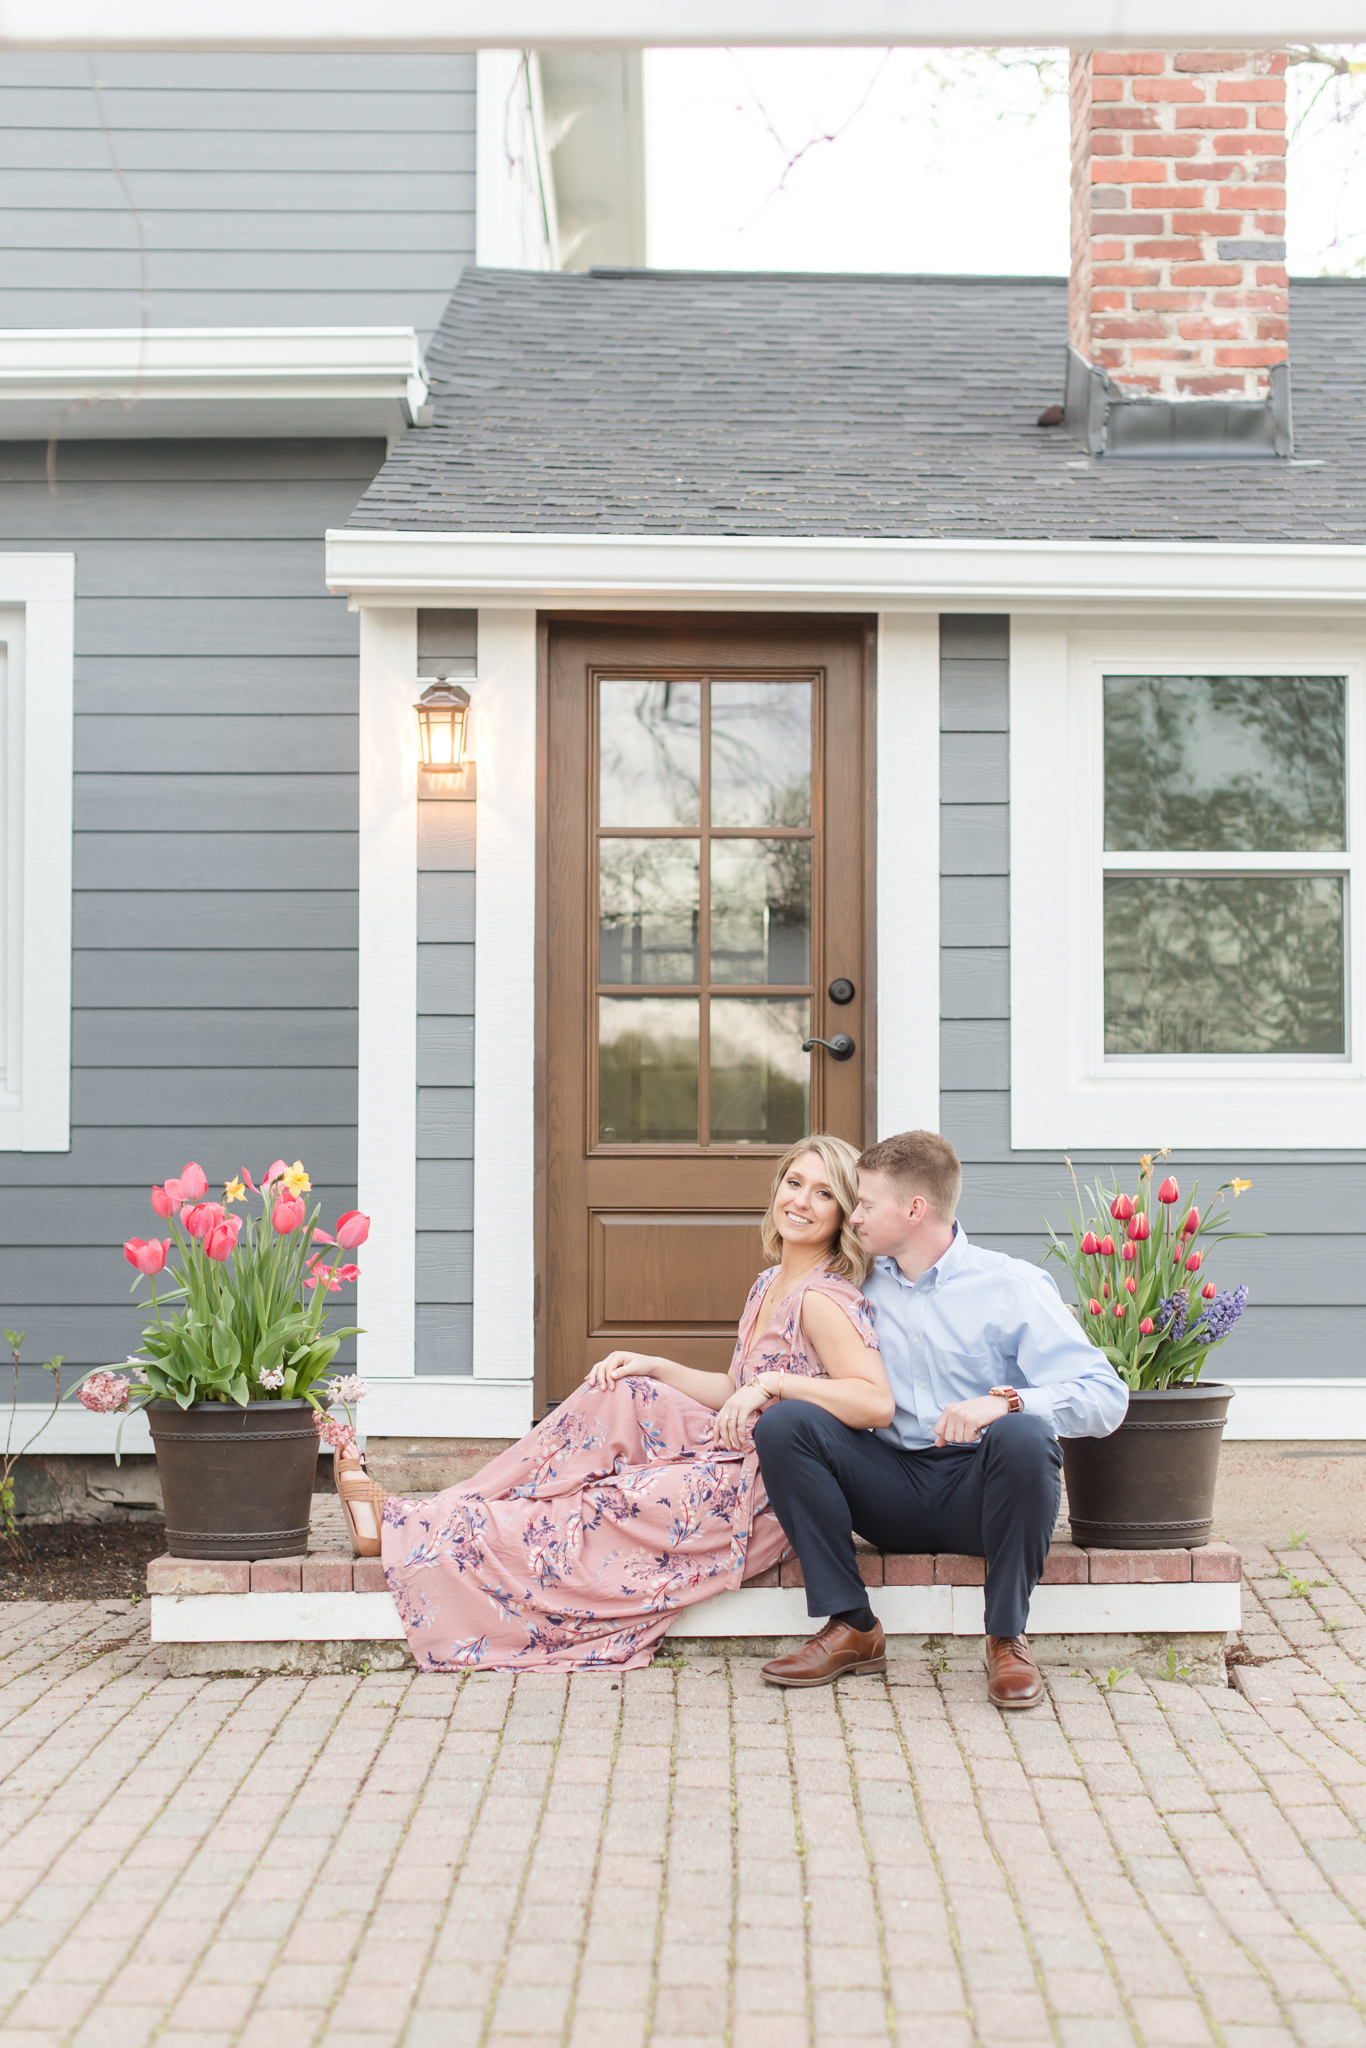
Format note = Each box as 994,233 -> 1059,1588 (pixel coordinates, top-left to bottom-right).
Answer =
713,1380 -> 771,1451
584,1350 -> 658,1393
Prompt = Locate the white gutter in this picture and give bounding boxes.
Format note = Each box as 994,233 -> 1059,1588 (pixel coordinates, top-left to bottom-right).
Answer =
327,528 -> 1366,615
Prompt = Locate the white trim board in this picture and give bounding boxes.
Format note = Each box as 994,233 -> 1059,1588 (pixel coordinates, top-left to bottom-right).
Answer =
0,328 -> 427,441
876,615 -> 940,1136
328,530 -> 1366,615
4,3 -> 1361,51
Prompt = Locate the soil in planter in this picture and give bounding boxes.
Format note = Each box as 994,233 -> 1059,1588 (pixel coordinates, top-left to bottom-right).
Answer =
0,1518 -> 168,1600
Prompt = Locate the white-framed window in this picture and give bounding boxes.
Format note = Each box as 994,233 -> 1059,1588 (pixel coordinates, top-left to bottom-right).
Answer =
0,556 -> 74,1151
1010,619 -> 1366,1150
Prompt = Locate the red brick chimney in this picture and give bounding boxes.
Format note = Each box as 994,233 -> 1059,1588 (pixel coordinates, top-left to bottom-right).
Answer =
1069,50 -> 1288,401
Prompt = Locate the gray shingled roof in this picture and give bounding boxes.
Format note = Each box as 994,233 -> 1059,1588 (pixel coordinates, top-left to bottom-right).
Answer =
349,268 -> 1366,544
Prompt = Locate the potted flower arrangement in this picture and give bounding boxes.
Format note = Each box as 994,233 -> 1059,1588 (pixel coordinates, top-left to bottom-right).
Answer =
69,1158 -> 370,1559
1044,1151 -> 1257,1549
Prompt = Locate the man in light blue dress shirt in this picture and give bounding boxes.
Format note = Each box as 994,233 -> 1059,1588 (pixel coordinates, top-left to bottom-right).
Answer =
756,1130 -> 1128,1707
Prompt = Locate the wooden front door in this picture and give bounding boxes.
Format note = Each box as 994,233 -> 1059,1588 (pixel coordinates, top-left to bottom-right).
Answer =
542,615 -> 873,1407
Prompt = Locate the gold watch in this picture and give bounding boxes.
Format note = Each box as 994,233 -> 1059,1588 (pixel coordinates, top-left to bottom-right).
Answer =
988,1385 -> 1023,1413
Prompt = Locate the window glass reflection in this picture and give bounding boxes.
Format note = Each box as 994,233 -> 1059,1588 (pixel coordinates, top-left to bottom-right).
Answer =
599,840 -> 699,985
1104,875 -> 1345,1055
600,680 -> 701,827
599,998 -> 699,1143
1104,675 -> 1346,852
710,840 -> 811,985
709,998 -> 810,1145
711,681 -> 811,827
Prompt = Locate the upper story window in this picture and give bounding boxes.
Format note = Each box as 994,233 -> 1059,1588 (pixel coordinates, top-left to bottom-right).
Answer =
1010,624 -> 1366,1151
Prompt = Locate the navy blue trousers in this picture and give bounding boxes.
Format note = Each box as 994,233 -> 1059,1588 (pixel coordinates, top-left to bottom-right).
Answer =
753,1403 -> 1062,1640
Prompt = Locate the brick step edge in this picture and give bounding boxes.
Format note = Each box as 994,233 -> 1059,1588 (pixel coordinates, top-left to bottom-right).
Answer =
147,1540 -> 1242,1598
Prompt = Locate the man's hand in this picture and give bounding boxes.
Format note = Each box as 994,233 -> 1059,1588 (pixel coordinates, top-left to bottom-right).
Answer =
933,1394 -> 1012,1446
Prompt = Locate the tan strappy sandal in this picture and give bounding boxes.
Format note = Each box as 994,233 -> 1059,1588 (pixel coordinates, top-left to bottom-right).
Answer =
337,1463 -> 385,1558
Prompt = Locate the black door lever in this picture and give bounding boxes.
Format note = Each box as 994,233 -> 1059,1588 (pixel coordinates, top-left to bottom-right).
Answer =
802,1033 -> 856,1061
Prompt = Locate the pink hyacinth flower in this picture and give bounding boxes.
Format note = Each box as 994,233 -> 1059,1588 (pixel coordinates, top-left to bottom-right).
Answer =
335,1210 -> 371,1250
273,1194 -> 306,1234
78,1371 -> 130,1414
182,1201 -> 226,1240
179,1162 -> 208,1201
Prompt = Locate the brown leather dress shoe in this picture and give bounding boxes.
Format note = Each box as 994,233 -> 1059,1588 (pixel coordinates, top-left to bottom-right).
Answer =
761,1617 -> 887,1688
985,1634 -> 1044,1710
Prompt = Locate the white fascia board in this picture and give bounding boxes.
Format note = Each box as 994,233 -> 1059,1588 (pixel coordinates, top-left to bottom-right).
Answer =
0,328 -> 428,441
359,1378 -> 536,1439
327,530 -> 1366,615
4,2 -> 1364,49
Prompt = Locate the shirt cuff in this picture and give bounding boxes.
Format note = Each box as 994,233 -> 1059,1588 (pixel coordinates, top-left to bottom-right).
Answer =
1015,1384 -> 1061,1426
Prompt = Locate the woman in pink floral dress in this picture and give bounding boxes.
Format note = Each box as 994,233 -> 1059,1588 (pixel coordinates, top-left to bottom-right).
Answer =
380,1134 -> 893,1672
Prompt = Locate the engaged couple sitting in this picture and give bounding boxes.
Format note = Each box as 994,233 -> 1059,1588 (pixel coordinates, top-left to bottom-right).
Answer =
369,1129 -> 1128,1706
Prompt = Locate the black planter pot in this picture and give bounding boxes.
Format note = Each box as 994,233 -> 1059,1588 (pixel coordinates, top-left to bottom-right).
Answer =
1062,1381 -> 1233,1550
148,1398 -> 318,1559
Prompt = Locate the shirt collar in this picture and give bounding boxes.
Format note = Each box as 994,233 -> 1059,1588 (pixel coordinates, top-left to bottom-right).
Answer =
876,1221 -> 968,1290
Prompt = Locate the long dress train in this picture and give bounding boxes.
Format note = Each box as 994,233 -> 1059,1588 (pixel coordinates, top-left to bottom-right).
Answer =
380,1266 -> 880,1672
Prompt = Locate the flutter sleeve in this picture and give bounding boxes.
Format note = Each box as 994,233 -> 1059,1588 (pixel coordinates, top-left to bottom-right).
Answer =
804,1272 -> 881,1350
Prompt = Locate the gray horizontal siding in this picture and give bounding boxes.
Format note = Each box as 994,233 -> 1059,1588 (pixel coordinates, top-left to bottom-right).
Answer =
0,54 -> 475,339
415,783 -> 476,1371
418,945 -> 475,1014
417,1305 -> 473,1377
417,1160 -> 475,1230
418,873 -> 475,944
0,440 -> 376,1365
937,612 -> 1366,1386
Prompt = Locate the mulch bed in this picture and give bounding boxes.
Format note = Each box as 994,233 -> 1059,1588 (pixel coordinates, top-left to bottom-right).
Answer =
0,1518 -> 167,1600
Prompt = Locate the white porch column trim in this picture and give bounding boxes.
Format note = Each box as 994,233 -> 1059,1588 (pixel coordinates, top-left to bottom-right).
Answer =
875,613 -> 940,1136
356,607 -> 418,1381
471,611 -> 537,1411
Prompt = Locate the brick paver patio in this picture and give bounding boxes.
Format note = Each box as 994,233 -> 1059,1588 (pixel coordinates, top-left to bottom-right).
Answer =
2,1538 -> 1366,2047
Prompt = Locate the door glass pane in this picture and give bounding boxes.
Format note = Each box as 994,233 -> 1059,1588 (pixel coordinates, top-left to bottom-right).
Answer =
711,681 -> 811,826
1104,675 -> 1346,852
600,680 -> 701,826
599,997 -> 699,1142
709,997 -> 810,1144
710,840 -> 811,985
1104,875 -> 1345,1054
599,840 -> 699,985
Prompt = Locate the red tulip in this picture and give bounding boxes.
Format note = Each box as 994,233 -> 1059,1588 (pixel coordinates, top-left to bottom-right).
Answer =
273,1195 -> 306,1234
1202,1281 -> 1217,1300
1157,1177 -> 1180,1205
1110,1193 -> 1135,1222
1179,1208 -> 1200,1238
1099,1235 -> 1116,1257
1102,1281 -> 1111,1299
123,1237 -> 169,1276
1124,1276 -> 1137,1294
335,1211 -> 371,1250
204,1217 -> 241,1262
1127,1213 -> 1151,1243
1113,1303 -> 1125,1319
150,1181 -> 181,1218
1080,1231 -> 1100,1256
182,1201 -> 225,1240
1088,1298 -> 1102,1315
1139,1317 -> 1154,1334
179,1162 -> 208,1201
1121,1241 -> 1137,1262
1185,1250 -> 1202,1273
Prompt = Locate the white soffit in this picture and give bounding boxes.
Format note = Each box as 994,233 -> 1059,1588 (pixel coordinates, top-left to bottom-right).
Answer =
0,328 -> 429,441
3,1 -> 1365,47
327,530 -> 1366,614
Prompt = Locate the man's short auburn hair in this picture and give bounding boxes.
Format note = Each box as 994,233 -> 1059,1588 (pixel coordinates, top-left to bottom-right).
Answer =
857,1130 -> 962,1224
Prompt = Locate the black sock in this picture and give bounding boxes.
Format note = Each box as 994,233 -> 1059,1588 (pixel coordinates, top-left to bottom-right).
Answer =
832,1604 -> 877,1633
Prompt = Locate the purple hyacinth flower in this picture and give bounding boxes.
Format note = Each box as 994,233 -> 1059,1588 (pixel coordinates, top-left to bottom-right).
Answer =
1197,1284 -> 1248,1345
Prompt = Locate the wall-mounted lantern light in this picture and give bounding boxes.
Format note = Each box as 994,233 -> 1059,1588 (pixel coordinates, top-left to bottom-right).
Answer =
415,680 -> 471,769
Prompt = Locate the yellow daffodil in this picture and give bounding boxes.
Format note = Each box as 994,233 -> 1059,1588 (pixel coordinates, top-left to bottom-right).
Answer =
1231,1178 -> 1252,1196
223,1178 -> 247,1204
284,1160 -> 311,1197
1139,1154 -> 1152,1177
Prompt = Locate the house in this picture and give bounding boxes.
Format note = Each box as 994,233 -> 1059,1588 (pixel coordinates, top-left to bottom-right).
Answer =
0,44 -> 1360,1492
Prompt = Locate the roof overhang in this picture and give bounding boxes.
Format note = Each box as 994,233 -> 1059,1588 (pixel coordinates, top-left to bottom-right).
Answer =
326,528 -> 1366,616
0,328 -> 429,441
3,1 -> 1365,48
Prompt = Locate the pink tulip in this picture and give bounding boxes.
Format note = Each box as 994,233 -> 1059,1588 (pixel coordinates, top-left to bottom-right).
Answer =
273,1195 -> 305,1234
151,1181 -> 181,1218
312,1228 -> 337,1246
1079,1231 -> 1100,1256
241,1168 -> 257,1192
123,1237 -> 170,1276
182,1201 -> 225,1240
1087,1298 -> 1102,1316
1127,1213 -> 1151,1242
1113,1303 -> 1125,1319
336,1263 -> 360,1284
1110,1193 -> 1135,1222
1157,1176 -> 1180,1205
1102,1281 -> 1111,1299
179,1162 -> 208,1201
263,1159 -> 288,1188
1139,1316 -> 1154,1334
204,1218 -> 240,1262
335,1211 -> 371,1250
1185,1250 -> 1202,1273
1202,1280 -> 1217,1300
1099,1235 -> 1116,1257
1179,1207 -> 1200,1238
1121,1241 -> 1137,1262
1124,1276 -> 1137,1294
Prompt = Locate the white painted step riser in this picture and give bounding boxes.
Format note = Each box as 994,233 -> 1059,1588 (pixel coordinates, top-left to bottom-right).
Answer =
150,1582 -> 1241,1646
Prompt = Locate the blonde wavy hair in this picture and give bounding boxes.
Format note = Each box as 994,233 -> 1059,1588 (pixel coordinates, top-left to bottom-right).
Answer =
759,1133 -> 868,1285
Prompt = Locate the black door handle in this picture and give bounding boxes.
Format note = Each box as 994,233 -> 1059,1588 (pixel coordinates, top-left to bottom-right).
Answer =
802,1033 -> 856,1061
